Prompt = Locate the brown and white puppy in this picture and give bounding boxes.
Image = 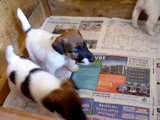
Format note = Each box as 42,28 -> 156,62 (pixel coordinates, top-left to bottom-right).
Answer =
17,8 -> 95,76
5,45 -> 86,120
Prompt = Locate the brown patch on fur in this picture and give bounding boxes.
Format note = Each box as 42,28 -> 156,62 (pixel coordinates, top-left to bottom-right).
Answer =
61,29 -> 84,46
42,78 -> 86,120
51,29 -> 84,58
52,29 -> 94,63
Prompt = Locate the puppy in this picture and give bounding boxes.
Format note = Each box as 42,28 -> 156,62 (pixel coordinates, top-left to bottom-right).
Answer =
5,45 -> 86,120
17,8 -> 95,75
132,0 -> 160,35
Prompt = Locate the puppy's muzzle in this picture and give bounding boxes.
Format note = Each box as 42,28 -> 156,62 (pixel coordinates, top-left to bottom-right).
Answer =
80,51 -> 95,65
87,52 -> 95,62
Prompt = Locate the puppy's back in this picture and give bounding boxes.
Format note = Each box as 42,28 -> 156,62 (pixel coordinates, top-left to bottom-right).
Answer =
5,45 -> 86,120
6,45 -> 61,101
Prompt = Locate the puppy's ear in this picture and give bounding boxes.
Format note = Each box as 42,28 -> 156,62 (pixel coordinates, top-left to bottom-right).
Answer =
68,29 -> 83,37
77,30 -> 82,37
52,36 -> 65,55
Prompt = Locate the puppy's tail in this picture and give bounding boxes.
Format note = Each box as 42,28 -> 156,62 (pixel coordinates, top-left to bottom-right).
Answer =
17,8 -> 31,33
6,45 -> 18,63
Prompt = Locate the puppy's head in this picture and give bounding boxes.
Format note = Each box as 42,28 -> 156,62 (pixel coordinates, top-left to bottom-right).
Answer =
42,79 -> 87,120
52,29 -> 95,65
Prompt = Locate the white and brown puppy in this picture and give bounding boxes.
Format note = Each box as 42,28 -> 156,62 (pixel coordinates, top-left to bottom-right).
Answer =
17,8 -> 95,75
132,0 -> 160,35
5,45 -> 86,120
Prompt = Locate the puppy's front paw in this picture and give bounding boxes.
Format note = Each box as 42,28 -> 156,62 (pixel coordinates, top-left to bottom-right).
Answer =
17,97 -> 29,108
18,101 -> 27,108
69,64 -> 79,72
132,22 -> 139,28
148,30 -> 156,36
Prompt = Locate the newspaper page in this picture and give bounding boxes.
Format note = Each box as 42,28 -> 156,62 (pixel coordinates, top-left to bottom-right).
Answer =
100,18 -> 160,54
41,16 -> 109,50
72,54 -> 153,120
155,58 -> 160,120
3,16 -> 160,120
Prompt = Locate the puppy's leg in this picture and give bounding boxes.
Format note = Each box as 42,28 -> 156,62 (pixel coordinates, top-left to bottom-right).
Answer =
38,103 -> 65,120
16,93 -> 30,108
8,81 -> 30,108
66,59 -> 79,72
38,103 -> 54,117
132,6 -> 142,28
46,64 -> 56,75
38,103 -> 49,115
146,15 -> 159,35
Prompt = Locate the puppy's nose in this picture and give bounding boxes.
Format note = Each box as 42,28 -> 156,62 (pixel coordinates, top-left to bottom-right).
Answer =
89,55 -> 95,62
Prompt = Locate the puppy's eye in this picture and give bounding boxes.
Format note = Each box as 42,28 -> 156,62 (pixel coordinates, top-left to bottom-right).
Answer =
72,49 -> 79,53
83,42 -> 87,46
68,49 -> 78,53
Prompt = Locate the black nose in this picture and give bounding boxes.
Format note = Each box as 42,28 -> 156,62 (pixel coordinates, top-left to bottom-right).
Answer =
89,55 -> 95,62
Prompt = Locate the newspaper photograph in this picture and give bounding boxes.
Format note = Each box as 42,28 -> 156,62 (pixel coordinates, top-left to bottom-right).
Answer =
42,16 -> 108,50
72,55 -> 151,99
78,20 -> 103,49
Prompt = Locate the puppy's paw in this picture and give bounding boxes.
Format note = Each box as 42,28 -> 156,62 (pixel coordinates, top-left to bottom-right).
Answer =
148,30 -> 156,36
132,22 -> 139,28
69,64 -> 79,72
19,101 -> 27,108
17,97 -> 29,108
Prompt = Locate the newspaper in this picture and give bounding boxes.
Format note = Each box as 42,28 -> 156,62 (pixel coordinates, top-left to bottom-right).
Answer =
3,16 -> 160,120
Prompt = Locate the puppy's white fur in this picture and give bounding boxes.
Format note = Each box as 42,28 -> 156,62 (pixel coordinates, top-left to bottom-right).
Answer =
5,45 -> 86,120
132,0 -> 160,35
82,58 -> 90,65
6,45 -> 61,103
17,8 -> 79,75
6,46 -> 62,118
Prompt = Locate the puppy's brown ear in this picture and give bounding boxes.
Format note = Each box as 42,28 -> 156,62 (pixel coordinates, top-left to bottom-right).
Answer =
52,36 -> 65,55
77,30 -> 82,37
69,29 -> 83,37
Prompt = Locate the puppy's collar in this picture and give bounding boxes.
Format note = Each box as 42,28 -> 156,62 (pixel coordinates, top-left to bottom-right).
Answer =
26,27 -> 32,33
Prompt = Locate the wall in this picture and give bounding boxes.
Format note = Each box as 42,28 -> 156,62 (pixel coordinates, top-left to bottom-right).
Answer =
48,0 -> 137,18
47,0 -> 148,20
